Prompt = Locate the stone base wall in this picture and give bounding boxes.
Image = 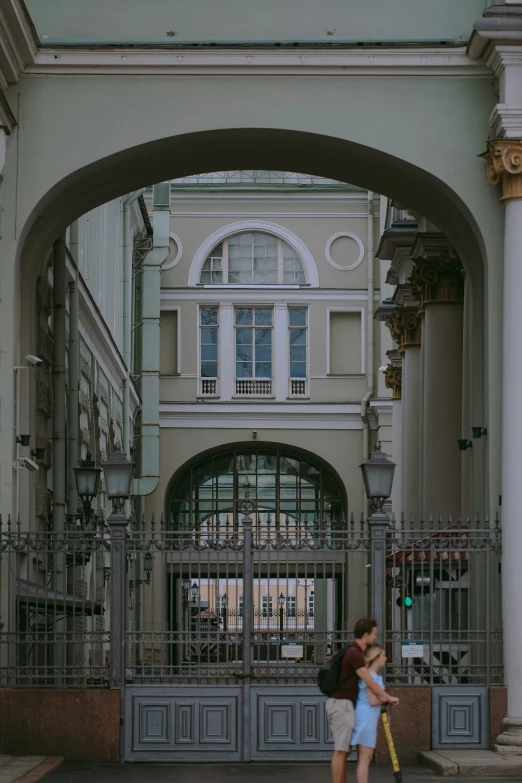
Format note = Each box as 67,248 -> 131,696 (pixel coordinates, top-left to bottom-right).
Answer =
374,687 -> 431,763
0,689 -> 120,762
374,685 -> 508,762
489,686 -> 508,749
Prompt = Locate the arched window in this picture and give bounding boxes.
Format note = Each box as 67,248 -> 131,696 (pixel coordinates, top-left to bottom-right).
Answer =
169,448 -> 344,533
199,232 -> 306,285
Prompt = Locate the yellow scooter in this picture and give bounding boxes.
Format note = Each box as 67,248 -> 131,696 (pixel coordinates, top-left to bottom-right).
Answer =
381,704 -> 402,783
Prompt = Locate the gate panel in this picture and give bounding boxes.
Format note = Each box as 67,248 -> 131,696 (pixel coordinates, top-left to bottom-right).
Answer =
432,686 -> 489,749
125,686 -> 241,760
251,685 -> 333,760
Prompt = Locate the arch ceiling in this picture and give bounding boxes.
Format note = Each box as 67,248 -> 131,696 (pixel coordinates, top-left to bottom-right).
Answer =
18,128 -> 489,286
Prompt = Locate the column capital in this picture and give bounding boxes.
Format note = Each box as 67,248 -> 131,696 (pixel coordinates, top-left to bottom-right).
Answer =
410,253 -> 464,309
389,306 -> 422,352
384,365 -> 402,400
481,139 -> 522,202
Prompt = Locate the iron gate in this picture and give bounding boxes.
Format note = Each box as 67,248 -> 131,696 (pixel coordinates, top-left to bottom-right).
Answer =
124,504 -> 370,761
0,510 -> 502,760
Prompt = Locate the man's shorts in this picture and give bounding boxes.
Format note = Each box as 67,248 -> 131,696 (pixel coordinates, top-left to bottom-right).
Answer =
325,698 -> 355,752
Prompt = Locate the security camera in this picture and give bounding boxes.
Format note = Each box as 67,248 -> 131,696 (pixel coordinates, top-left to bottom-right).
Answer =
19,456 -> 39,472
25,355 -> 43,367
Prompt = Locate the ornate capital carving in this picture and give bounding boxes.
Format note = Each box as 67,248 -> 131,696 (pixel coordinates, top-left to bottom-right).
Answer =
384,365 -> 402,400
389,307 -> 422,353
410,253 -> 464,308
481,139 -> 522,202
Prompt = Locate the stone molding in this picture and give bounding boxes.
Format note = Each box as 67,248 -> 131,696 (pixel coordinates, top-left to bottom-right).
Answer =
410,254 -> 464,309
481,139 -> 522,202
384,365 -> 402,400
389,306 -> 422,353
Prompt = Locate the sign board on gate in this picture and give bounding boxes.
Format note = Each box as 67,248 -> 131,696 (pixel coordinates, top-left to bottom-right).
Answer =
401,642 -> 424,658
281,643 -> 304,659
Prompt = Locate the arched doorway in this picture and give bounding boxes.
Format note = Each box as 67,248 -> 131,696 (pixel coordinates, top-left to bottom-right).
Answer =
168,446 -> 345,532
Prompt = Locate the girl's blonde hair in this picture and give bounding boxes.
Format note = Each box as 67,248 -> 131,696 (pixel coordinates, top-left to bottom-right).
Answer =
365,644 -> 385,666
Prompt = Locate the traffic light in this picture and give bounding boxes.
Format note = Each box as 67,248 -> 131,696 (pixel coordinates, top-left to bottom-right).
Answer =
396,593 -> 415,608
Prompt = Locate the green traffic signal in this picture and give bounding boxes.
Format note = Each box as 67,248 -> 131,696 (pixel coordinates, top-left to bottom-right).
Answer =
396,594 -> 415,608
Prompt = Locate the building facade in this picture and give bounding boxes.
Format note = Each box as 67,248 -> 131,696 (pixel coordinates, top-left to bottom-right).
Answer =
0,0 -> 521,765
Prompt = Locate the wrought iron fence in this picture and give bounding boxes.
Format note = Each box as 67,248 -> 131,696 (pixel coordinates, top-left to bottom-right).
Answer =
0,510 -> 502,688
0,516 -> 110,687
385,514 -> 503,686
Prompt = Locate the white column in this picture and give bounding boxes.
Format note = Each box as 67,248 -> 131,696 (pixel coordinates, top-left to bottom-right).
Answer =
483,140 -> 522,748
391,398 -> 403,513
500,196 -> 522,733
412,259 -> 464,520
274,304 -> 288,401
402,344 -> 422,518
220,304 -> 234,401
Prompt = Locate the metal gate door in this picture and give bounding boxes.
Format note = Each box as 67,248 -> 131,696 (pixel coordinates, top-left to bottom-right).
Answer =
123,504 -> 370,761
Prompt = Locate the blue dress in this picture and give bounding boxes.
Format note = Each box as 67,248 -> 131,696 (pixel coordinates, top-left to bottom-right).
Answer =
350,673 -> 383,749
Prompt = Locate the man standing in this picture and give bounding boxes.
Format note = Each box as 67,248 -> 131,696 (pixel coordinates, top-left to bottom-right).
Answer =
326,618 -> 398,783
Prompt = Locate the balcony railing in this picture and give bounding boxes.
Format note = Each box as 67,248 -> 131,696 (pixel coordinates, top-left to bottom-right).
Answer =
235,379 -> 272,397
289,379 -> 307,398
200,379 -> 218,397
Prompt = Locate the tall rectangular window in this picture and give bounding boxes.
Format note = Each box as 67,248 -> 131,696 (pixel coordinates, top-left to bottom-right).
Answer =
262,596 -> 274,618
235,307 -> 272,379
200,307 -> 219,379
286,596 -> 296,618
289,308 -> 307,379
238,596 -> 244,618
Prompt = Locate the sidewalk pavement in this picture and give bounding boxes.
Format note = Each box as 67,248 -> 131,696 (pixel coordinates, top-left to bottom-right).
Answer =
38,761 -> 522,783
0,757 -> 63,783
420,750 -> 522,776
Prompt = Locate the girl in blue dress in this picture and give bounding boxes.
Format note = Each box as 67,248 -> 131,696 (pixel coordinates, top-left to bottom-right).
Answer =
351,644 -> 387,783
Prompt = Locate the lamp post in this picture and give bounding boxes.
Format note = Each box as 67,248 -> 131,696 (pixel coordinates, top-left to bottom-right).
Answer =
222,592 -> 228,633
101,442 -> 134,689
360,442 -> 395,647
73,452 -> 101,526
278,592 -> 285,633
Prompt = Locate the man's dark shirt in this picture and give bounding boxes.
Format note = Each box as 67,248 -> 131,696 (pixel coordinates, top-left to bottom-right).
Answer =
332,642 -> 366,704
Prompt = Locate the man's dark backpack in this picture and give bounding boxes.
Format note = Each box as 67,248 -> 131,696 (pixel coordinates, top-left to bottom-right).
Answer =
317,645 -> 354,697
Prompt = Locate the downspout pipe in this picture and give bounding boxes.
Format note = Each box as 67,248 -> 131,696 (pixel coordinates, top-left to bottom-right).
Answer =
132,183 -> 170,496
361,192 -> 375,507
122,189 -> 146,463
67,222 -> 80,517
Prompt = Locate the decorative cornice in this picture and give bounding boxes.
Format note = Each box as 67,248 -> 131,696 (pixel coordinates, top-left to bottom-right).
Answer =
0,88 -> 15,132
481,138 -> 522,202
490,104 -> 522,140
389,306 -> 422,353
410,253 -> 464,308
27,46 -> 490,78
384,365 -> 402,401
0,0 -> 39,88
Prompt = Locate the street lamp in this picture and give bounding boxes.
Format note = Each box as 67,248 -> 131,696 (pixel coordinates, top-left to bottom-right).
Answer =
278,592 -> 285,633
360,442 -> 396,646
191,582 -> 199,604
360,442 -> 396,516
101,442 -> 134,513
222,593 -> 228,633
74,452 -> 102,522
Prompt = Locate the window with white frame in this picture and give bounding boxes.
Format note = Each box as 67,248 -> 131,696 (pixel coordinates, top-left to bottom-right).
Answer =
308,593 -> 315,617
286,596 -> 296,617
235,307 -> 272,381
289,308 -> 307,396
200,232 -> 306,285
200,307 -> 219,396
238,596 -> 244,618
262,596 -> 274,617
